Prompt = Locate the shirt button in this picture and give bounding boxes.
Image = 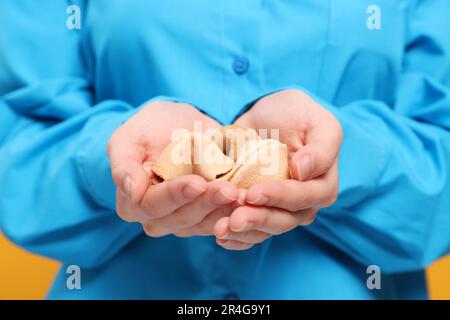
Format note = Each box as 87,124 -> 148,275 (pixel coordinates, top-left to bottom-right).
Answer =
233,56 -> 250,75
224,293 -> 240,300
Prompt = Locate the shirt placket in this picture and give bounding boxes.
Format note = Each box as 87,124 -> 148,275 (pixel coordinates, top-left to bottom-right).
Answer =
207,0 -> 265,300
219,0 -> 264,125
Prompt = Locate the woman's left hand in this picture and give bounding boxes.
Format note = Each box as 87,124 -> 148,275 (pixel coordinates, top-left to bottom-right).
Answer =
214,89 -> 343,250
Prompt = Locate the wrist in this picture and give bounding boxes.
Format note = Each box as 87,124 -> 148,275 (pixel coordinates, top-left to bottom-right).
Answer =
76,100 -> 137,210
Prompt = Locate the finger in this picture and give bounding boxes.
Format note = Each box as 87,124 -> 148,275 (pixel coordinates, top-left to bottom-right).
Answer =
236,188 -> 247,206
140,175 -> 207,219
144,181 -> 237,236
291,95 -> 342,181
246,163 -> 338,212
108,134 -> 150,204
115,189 -> 150,223
216,239 -> 254,251
217,229 -> 271,244
214,214 -> 271,244
214,216 -> 231,239
229,206 -> 317,235
174,206 -> 232,237
227,188 -> 247,212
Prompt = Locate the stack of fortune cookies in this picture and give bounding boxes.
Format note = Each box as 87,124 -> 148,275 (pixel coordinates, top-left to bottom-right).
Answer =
151,125 -> 290,189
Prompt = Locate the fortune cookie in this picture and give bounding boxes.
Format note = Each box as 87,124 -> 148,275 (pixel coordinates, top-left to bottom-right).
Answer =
151,126 -> 290,188
216,125 -> 259,161
150,132 -> 193,184
151,131 -> 234,184
191,132 -> 235,181
218,138 -> 290,189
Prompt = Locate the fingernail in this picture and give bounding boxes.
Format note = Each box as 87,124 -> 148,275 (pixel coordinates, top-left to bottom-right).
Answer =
237,189 -> 247,205
123,175 -> 133,197
297,155 -> 314,181
247,194 -> 269,206
183,181 -> 206,198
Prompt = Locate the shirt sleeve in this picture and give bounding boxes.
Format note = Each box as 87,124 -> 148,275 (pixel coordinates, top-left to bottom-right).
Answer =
0,0 -> 144,268
305,0 -> 450,273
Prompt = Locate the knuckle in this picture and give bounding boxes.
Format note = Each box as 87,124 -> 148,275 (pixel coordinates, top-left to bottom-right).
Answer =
116,207 -> 128,221
116,204 -> 134,222
301,211 -> 317,226
323,192 -> 338,208
143,224 -> 165,237
110,167 -> 128,190
326,113 -> 343,145
110,166 -> 120,180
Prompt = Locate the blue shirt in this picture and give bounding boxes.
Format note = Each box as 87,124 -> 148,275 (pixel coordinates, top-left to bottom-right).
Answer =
1,0 -> 450,299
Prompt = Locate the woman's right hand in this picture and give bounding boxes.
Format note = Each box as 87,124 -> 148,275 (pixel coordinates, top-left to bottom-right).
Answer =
107,100 -> 239,237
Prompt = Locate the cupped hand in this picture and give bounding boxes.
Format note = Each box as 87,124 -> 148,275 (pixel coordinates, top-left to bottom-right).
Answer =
214,89 -> 343,250
108,100 -> 239,237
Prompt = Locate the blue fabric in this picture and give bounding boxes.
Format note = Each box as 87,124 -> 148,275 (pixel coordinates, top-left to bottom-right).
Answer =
1,0 -> 450,299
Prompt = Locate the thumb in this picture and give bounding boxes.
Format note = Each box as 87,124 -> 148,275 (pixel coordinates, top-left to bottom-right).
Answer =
290,105 -> 343,181
290,137 -> 341,182
111,162 -> 150,205
233,110 -> 255,129
108,136 -> 151,204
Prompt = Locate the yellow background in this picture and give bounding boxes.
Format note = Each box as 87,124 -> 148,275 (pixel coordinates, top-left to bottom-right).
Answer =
0,232 -> 449,299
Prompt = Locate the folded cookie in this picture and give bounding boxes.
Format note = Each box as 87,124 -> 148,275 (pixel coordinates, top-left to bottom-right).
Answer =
151,126 -> 289,188
191,132 -> 235,181
216,125 -> 259,161
151,132 -> 234,184
218,138 -> 290,189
